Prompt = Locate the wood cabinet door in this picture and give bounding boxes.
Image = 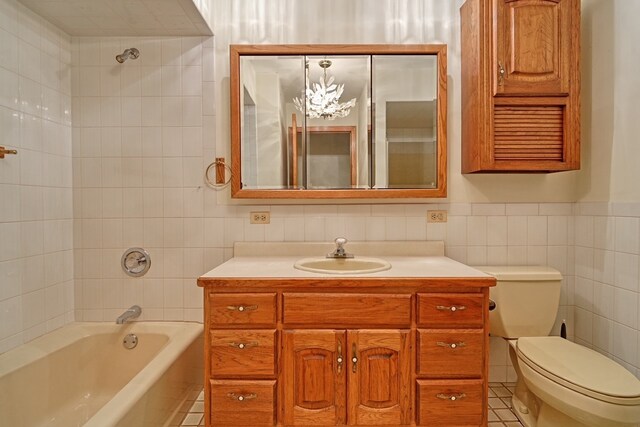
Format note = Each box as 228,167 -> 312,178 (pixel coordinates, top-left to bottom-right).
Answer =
283,330 -> 347,425
493,0 -> 573,96
347,330 -> 411,425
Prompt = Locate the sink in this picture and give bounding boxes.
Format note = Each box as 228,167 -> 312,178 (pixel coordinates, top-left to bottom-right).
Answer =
294,257 -> 391,274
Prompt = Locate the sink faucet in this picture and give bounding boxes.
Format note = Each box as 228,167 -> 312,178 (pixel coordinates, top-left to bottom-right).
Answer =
116,305 -> 142,324
327,237 -> 354,259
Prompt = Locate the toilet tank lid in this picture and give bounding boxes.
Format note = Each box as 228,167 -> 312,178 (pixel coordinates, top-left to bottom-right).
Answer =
471,266 -> 562,281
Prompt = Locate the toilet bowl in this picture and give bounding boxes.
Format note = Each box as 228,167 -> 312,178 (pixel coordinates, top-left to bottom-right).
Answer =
474,266 -> 640,427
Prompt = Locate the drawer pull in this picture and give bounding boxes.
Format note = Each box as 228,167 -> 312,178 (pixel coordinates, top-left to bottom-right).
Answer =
436,341 -> 466,349
228,341 -> 259,350
226,304 -> 258,312
436,305 -> 466,312
436,392 -> 466,401
227,392 -> 257,401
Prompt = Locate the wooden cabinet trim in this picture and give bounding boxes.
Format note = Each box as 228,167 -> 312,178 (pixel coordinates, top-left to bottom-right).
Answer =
210,379 -> 276,426
208,292 -> 277,326
416,379 -> 485,426
417,293 -> 485,328
283,293 -> 412,327
417,329 -> 484,378
210,329 -> 277,377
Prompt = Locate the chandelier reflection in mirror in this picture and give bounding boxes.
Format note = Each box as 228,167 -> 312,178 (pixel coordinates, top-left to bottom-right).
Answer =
293,59 -> 357,120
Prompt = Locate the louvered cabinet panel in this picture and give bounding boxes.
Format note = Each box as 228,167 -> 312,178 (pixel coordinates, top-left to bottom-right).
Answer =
493,106 -> 564,161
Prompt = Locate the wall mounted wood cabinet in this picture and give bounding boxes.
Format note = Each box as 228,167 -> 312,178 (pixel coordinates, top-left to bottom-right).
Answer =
461,0 -> 580,173
199,279 -> 493,426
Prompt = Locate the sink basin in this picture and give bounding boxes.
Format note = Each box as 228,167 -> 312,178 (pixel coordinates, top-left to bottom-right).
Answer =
294,257 -> 391,274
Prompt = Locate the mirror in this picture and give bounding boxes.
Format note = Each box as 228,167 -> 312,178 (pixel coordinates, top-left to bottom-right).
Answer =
230,45 -> 447,199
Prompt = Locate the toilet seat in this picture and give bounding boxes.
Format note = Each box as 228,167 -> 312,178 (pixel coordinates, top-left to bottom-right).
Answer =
517,337 -> 640,405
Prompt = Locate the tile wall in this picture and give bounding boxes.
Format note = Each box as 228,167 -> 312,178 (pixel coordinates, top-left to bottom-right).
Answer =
0,0 -> 74,353
71,35 -> 215,323
573,202 -> 640,376
68,35 -> 575,381
6,1 -> 637,386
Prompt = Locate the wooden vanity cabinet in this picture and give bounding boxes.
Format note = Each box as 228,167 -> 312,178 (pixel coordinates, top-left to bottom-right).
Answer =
461,0 -> 581,172
200,279 -> 493,426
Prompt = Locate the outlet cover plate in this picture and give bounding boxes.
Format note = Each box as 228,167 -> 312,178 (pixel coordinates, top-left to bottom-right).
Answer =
427,210 -> 448,223
250,211 -> 270,224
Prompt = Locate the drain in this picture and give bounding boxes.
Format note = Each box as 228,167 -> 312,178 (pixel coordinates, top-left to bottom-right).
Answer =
123,333 -> 138,349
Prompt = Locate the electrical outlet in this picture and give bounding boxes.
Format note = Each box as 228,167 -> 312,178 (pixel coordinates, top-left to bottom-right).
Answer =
427,210 -> 448,223
250,211 -> 270,224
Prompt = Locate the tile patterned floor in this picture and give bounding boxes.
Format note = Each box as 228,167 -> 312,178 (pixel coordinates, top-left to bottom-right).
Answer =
180,383 -> 524,426
488,382 -> 524,426
180,389 -> 205,426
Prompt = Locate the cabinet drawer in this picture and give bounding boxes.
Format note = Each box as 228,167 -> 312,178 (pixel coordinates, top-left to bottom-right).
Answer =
417,329 -> 484,378
417,379 -> 484,426
209,293 -> 276,326
210,329 -> 276,376
417,293 -> 484,328
283,293 -> 411,327
210,380 -> 276,426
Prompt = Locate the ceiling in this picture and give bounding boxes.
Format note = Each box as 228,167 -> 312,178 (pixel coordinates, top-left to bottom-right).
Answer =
18,0 -> 212,36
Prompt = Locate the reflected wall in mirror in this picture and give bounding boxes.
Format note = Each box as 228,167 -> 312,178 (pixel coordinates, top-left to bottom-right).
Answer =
230,45 -> 447,199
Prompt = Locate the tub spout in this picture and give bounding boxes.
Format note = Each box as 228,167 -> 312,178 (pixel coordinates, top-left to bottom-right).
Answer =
116,305 -> 142,324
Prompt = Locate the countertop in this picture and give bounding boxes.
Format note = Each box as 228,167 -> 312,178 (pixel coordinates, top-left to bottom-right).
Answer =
198,241 -> 493,282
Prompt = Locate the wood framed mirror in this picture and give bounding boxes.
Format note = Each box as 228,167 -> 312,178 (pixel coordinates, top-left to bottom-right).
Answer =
230,44 -> 447,199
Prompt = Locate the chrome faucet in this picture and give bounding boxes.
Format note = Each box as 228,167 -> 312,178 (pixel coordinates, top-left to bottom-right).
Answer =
116,305 -> 142,324
327,237 -> 354,259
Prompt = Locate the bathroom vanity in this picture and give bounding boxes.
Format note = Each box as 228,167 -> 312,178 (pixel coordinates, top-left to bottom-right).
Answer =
197,242 -> 495,426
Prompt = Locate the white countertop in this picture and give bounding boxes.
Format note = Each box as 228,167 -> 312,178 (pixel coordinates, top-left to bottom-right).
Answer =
199,241 -> 491,279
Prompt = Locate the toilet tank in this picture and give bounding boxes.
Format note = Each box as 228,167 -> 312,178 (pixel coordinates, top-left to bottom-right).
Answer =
473,266 -> 562,339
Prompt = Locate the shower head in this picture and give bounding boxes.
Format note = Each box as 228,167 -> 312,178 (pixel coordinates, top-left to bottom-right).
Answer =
116,48 -> 140,63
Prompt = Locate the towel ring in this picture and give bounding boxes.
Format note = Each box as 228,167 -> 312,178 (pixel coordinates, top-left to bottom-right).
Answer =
205,158 -> 232,188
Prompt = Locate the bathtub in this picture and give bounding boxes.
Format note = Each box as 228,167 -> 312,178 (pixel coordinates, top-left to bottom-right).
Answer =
0,322 -> 203,427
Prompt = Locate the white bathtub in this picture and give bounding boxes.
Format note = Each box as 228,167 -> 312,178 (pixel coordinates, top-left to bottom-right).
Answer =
0,322 -> 203,427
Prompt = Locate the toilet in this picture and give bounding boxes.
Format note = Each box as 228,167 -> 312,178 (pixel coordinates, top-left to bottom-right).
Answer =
474,266 -> 640,427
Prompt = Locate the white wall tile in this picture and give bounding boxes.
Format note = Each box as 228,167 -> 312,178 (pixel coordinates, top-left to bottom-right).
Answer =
467,216 -> 486,246
613,323 -> 638,365
506,203 -> 538,216
365,217 -> 385,241
615,217 -> 640,254
614,288 -> 638,328
527,216 -> 547,246
592,316 -> 614,354
614,252 -> 639,292
507,216 -> 527,246
594,216 -> 615,250
548,216 -> 568,246
575,216 -> 594,248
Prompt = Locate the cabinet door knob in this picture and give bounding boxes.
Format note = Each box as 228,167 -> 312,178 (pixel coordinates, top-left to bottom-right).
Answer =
498,61 -> 505,85
436,341 -> 466,349
226,304 -> 258,312
227,392 -> 257,401
436,392 -> 466,401
436,305 -> 466,312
